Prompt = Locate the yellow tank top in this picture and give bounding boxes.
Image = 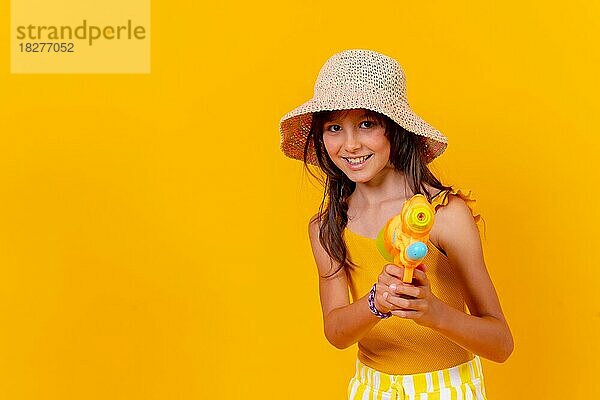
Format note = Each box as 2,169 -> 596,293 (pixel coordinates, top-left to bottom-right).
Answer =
344,187 -> 483,375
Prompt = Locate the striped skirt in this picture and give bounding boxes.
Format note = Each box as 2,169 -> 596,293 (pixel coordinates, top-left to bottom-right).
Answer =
347,356 -> 487,400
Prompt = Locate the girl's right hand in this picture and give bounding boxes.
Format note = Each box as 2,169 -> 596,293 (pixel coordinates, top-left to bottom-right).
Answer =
374,263 -> 421,313
374,263 -> 405,313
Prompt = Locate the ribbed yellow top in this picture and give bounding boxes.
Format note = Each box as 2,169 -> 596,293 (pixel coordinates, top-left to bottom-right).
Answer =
344,188 -> 483,375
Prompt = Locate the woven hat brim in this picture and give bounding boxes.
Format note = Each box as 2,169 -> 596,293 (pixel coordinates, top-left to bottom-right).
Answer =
279,88 -> 448,166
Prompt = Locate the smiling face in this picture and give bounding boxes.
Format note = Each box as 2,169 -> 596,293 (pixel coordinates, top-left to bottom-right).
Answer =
321,108 -> 392,183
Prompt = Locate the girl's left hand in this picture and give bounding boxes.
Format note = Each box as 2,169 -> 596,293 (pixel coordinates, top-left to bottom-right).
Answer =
386,264 -> 447,329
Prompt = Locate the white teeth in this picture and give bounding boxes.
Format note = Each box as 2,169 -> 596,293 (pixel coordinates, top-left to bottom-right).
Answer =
345,155 -> 371,165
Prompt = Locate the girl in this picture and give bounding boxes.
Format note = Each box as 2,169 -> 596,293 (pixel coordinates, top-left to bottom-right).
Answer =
279,49 -> 513,400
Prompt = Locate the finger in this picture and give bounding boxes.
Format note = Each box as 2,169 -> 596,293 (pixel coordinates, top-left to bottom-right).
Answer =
384,293 -> 417,311
375,282 -> 395,300
375,281 -> 391,295
377,273 -> 403,290
389,281 -> 420,299
376,289 -> 398,313
415,263 -> 427,272
384,264 -> 405,280
390,309 -> 423,319
411,268 -> 429,287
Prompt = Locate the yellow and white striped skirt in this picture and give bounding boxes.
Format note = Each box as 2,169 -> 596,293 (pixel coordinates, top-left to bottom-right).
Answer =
348,356 -> 487,400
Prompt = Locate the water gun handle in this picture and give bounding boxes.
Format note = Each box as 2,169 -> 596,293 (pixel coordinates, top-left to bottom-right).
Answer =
402,260 -> 415,282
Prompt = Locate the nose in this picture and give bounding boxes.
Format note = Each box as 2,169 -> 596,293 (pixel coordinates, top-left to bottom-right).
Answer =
344,130 -> 361,152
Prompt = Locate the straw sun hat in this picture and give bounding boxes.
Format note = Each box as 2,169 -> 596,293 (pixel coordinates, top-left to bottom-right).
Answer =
279,49 -> 448,165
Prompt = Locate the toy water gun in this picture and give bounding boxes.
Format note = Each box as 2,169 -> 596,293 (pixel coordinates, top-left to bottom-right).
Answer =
375,194 -> 435,283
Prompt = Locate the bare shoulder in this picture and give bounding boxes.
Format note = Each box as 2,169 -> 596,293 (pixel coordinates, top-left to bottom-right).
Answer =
435,193 -> 475,221
307,213 -> 344,279
308,213 -> 321,229
307,213 -> 322,247
434,194 -> 481,254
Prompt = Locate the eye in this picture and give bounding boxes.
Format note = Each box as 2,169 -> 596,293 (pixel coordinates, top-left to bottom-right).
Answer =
324,124 -> 341,133
360,120 -> 376,128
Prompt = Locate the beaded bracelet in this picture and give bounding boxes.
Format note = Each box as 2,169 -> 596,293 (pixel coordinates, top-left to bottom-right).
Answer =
368,283 -> 392,319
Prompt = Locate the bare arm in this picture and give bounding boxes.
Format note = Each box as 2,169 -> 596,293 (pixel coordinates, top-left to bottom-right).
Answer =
437,195 -> 514,362
387,195 -> 514,362
308,215 -> 385,349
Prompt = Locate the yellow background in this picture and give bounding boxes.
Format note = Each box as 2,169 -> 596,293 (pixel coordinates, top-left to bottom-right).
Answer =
1,1 -> 599,398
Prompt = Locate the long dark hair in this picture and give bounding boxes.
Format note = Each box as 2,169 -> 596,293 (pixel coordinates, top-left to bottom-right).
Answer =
304,108 -> 452,278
